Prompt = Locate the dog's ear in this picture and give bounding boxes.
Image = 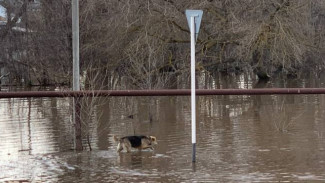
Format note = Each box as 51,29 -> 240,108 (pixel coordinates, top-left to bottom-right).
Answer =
150,136 -> 156,142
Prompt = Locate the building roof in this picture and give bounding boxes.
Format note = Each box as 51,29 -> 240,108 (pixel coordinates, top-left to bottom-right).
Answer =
0,16 -> 6,22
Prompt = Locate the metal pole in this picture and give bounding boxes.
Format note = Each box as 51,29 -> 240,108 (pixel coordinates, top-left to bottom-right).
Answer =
72,0 -> 82,151
190,16 -> 196,162
72,0 -> 80,91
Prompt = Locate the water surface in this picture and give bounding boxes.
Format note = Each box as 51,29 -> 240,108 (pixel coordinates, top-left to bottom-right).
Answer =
1,74 -> 325,182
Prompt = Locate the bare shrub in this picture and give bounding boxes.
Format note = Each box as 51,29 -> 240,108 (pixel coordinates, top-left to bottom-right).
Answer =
67,63 -> 110,150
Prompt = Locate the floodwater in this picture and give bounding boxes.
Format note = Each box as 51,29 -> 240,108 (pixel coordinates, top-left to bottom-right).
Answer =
1,74 -> 325,182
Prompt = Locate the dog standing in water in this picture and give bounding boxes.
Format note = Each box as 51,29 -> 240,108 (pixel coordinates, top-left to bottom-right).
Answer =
114,135 -> 157,153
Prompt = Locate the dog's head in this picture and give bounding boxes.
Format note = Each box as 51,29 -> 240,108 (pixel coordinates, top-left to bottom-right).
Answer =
149,136 -> 158,145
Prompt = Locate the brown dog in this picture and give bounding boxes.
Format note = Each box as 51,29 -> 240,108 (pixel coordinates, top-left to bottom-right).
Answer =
114,135 -> 157,153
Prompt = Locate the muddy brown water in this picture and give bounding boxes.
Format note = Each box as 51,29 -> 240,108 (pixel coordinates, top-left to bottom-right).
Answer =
1,74 -> 325,182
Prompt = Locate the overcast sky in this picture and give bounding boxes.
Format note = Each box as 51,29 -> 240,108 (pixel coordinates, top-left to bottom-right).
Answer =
0,5 -> 6,18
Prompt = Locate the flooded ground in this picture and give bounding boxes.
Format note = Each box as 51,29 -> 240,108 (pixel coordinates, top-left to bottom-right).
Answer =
1,74 -> 325,182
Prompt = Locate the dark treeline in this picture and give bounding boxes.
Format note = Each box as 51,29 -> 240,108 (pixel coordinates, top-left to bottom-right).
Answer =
0,0 -> 325,88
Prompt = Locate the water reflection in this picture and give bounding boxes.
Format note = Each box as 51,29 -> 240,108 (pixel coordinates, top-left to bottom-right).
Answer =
1,74 -> 325,182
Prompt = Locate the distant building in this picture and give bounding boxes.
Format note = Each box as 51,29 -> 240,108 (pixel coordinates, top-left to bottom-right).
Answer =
0,16 -> 5,22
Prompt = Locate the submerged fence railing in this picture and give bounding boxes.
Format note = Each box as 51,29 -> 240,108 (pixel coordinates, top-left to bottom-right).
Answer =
1,88 -> 325,98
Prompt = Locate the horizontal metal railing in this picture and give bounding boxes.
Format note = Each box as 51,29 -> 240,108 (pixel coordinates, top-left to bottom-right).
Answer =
1,88 -> 325,98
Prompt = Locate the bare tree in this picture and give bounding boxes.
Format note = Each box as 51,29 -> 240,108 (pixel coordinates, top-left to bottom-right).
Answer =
1,0 -> 325,87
